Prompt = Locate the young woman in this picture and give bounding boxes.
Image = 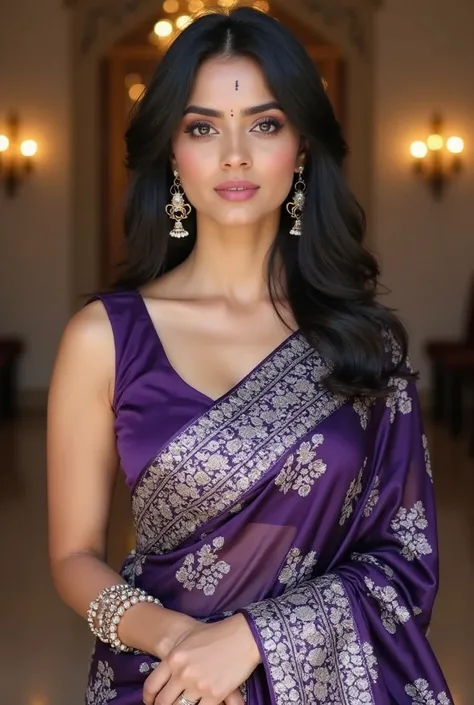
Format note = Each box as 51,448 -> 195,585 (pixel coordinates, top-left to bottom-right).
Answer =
47,7 -> 452,705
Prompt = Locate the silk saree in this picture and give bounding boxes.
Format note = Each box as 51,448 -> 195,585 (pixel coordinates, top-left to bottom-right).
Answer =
85,306 -> 451,705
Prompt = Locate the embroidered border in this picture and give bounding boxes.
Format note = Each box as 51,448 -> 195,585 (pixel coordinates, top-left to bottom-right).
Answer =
244,575 -> 376,705
132,335 -> 345,554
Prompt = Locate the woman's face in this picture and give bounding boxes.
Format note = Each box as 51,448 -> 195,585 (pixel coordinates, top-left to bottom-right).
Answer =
171,55 -> 304,228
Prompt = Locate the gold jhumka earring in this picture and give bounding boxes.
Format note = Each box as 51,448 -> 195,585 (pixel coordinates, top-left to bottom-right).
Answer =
166,170 -> 192,238
286,165 -> 306,236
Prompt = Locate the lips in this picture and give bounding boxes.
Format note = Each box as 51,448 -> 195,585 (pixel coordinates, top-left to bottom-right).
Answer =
214,180 -> 259,192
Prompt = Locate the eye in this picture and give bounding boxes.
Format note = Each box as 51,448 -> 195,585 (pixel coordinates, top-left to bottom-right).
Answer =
252,117 -> 284,134
184,121 -> 217,139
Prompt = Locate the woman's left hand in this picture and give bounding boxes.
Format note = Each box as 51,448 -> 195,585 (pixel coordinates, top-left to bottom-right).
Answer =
142,613 -> 261,705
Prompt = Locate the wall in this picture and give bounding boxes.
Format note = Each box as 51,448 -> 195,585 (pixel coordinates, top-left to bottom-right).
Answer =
0,0 -> 72,399
1,0 -> 473,397
373,0 -> 474,389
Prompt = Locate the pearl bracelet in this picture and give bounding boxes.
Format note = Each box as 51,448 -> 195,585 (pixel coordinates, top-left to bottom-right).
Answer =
87,584 -> 162,652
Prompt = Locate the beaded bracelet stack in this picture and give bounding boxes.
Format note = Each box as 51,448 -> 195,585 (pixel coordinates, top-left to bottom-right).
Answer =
87,584 -> 162,652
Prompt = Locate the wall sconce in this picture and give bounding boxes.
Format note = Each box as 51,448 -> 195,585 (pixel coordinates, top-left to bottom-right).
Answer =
410,113 -> 464,200
0,114 -> 38,197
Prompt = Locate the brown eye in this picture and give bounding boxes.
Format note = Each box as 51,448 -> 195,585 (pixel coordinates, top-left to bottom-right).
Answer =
252,117 -> 284,135
184,121 -> 217,138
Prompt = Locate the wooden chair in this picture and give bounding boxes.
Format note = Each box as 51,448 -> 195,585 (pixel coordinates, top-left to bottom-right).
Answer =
0,338 -> 24,422
425,276 -> 474,422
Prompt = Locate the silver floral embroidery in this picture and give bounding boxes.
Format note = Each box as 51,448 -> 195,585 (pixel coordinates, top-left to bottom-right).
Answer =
413,606 -> 423,616
244,575 -> 375,704
175,537 -> 231,595
132,336 -> 346,554
423,434 -> 433,482
139,661 -> 158,674
364,577 -> 411,634
339,459 -> 366,525
239,681 -> 248,703
350,553 -> 394,579
391,501 -> 433,562
386,376 -> 412,423
363,475 -> 380,517
275,434 -> 326,496
278,547 -> 318,589
353,397 -> 374,429
85,660 -> 117,704
362,643 -> 378,683
405,679 -> 452,704
121,549 -> 146,586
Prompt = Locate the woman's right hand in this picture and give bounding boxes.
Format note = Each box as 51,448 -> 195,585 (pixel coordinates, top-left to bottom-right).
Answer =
156,610 -> 200,659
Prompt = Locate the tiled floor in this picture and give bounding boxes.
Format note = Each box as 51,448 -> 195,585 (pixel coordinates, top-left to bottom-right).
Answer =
0,411 -> 472,705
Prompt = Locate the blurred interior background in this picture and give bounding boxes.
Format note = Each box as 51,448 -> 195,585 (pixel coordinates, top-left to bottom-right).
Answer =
0,0 -> 473,703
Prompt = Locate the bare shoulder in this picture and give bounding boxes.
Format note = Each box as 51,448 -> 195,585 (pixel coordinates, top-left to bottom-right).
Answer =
50,300 -> 115,398
60,300 -> 113,354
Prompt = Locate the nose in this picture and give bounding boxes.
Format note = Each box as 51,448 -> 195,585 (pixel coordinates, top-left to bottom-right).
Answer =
220,134 -> 252,170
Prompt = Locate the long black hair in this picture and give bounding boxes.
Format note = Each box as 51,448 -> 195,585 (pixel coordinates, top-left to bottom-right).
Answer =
117,6 -> 415,397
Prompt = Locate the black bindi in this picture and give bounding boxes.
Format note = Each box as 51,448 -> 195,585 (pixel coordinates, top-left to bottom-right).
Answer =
235,80 -> 239,91
230,110 -> 234,117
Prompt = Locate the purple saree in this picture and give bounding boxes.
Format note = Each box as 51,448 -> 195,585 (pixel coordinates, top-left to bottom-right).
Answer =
86,291 -> 452,705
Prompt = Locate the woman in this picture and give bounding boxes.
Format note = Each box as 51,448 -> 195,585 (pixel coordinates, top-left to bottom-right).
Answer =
47,7 -> 452,705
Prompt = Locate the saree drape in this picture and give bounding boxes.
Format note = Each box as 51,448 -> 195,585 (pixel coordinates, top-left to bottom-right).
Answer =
86,330 -> 452,705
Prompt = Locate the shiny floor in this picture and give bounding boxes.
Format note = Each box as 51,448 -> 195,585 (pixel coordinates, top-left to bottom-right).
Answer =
0,411 -> 472,705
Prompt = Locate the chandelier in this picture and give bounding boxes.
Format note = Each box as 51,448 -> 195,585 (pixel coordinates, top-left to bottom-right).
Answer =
149,0 -> 271,46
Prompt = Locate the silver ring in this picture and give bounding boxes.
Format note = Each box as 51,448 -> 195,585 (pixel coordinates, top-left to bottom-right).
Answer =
178,696 -> 200,705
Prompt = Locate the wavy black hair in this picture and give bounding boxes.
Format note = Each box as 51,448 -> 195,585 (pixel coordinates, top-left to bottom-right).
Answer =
116,6 -> 415,397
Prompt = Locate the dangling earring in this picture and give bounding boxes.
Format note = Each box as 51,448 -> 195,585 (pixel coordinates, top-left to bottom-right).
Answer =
166,170 -> 192,238
286,165 -> 306,237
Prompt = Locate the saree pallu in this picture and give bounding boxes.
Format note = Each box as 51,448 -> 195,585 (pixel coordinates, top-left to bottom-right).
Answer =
86,331 -> 452,705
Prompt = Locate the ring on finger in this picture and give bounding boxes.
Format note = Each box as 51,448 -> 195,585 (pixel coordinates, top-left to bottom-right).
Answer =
177,695 -> 200,705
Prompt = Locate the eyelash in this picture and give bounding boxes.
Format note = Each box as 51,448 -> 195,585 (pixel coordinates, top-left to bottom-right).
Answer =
184,116 -> 284,139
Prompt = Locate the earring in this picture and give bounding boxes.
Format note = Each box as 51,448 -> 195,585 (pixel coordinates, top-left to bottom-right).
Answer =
286,166 -> 306,237
166,170 -> 192,238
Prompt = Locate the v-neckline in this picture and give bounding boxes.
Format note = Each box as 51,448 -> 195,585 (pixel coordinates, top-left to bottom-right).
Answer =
135,289 -> 301,406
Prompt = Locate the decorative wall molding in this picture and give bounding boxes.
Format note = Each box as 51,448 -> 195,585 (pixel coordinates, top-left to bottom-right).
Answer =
64,0 -> 378,56
300,0 -> 371,56
64,0 -> 150,54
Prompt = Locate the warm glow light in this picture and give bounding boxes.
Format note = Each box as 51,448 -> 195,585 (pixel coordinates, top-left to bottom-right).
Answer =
148,31 -> 163,46
410,141 -> 428,159
154,19 -> 174,37
163,0 -> 180,12
446,136 -> 464,154
217,0 -> 234,6
128,83 -> 146,101
426,133 -> 443,150
176,14 -> 192,29
0,135 -> 9,152
188,0 -> 204,11
125,72 -> 142,88
253,0 -> 270,11
20,140 -> 37,157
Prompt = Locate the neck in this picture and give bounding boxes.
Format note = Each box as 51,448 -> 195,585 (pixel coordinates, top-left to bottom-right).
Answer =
178,212 -> 287,305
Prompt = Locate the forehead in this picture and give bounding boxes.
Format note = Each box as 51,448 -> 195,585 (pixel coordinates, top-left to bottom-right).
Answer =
188,55 -> 275,105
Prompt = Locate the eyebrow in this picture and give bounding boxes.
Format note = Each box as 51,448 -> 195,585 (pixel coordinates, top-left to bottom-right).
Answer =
183,101 -> 282,118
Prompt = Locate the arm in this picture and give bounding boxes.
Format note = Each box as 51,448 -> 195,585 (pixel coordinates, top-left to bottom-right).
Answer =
47,301 -> 195,658
238,379 -> 452,705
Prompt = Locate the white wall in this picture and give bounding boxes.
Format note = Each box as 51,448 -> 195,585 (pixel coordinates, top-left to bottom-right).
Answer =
373,0 -> 474,389
0,0 -> 72,395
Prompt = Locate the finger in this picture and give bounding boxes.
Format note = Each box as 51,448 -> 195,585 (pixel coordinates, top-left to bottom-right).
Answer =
142,661 -> 171,705
152,681 -> 185,705
223,689 -> 245,705
175,691 -> 203,705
